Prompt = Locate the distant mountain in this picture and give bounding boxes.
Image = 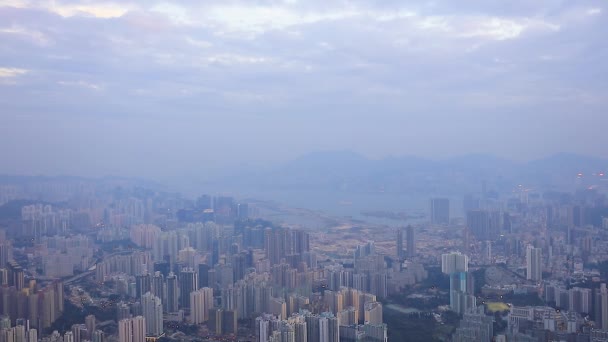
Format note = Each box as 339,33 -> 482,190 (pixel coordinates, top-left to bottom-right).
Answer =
0,174 -> 166,190
527,152 -> 608,174
217,151 -> 608,195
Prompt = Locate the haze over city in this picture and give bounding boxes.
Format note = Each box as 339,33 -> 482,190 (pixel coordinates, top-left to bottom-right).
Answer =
1,2 -> 608,342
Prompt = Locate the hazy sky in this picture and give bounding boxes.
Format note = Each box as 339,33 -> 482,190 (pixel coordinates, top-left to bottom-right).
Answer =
0,0 -> 607,181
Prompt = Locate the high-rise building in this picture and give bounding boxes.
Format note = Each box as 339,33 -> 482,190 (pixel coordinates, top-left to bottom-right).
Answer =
92,330 -> 105,342
6,261 -> 24,290
441,252 -> 469,274
463,227 -> 470,255
452,306 -> 493,342
135,274 -> 151,299
211,240 -> 219,267
237,203 -> 249,220
116,302 -> 131,321
12,325 -> 25,342
599,284 -> 608,330
526,246 -> 542,282
264,228 -> 310,266
166,273 -> 179,313
142,292 -> 163,337
209,308 -> 238,336
406,225 -> 415,258
337,307 -> 358,327
27,329 -> 37,342
0,240 -> 13,269
0,268 -> 7,286
71,324 -> 85,342
449,272 -> 476,314
362,323 -> 387,342
466,210 -> 500,241
430,198 -> 450,225
483,241 -> 492,265
442,252 -> 474,314
302,312 -> 340,342
85,315 -> 96,339
179,268 -> 198,309
153,261 -> 170,277
39,285 -> 62,329
132,316 -> 146,342
119,316 -> 147,342
130,224 -> 161,249
118,320 -> 132,342
151,272 -> 165,304
190,287 -> 214,324
323,313 -> 340,342
198,263 -> 210,288
231,251 -> 251,282
396,229 -> 403,259
364,302 -> 383,325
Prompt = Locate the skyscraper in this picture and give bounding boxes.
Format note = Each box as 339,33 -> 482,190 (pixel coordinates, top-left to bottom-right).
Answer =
0,240 -> 13,269
141,292 -> 163,337
430,198 -> 450,225
151,272 -> 165,305
237,203 -> 249,220
211,240 -> 219,266
264,228 -> 310,266
166,273 -> 179,313
396,228 -> 403,259
364,302 -> 383,325
452,306 -> 493,342
208,308 -> 238,336
92,330 -> 105,342
119,316 -> 145,342
441,252 -> 468,274
526,246 -> 542,282
27,329 -> 37,342
467,210 -> 500,241
116,302 -> 131,321
198,263 -> 210,288
153,261 -> 170,277
190,287 -> 214,324
6,261 -> 24,290
406,225 -> 415,258
179,268 -> 198,309
135,274 -> 151,299
599,283 -> 608,330
449,272 -> 476,314
442,252 -> 474,314
85,315 -> 96,340
483,241 -> 492,265
118,318 -> 133,342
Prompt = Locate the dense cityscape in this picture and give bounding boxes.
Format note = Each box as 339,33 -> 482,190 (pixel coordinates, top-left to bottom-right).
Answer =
0,171 -> 606,342
1,0 -> 607,341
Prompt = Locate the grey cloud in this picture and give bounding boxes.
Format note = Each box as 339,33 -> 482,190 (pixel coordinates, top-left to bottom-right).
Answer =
0,0 -> 606,181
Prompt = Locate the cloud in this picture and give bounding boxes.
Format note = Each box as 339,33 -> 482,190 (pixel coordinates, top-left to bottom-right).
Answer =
48,3 -> 132,18
0,67 -> 28,78
57,80 -> 103,90
0,25 -> 51,45
456,17 -> 560,40
0,1 -> 137,18
0,0 -> 606,178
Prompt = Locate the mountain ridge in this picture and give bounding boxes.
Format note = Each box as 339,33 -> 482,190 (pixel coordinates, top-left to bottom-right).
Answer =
216,151 -> 608,194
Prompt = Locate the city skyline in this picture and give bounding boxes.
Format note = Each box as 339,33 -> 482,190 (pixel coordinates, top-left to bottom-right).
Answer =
0,173 -> 608,341
0,1 -> 608,341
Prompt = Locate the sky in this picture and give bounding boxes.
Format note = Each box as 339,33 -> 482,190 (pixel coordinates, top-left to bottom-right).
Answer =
0,0 -> 607,182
